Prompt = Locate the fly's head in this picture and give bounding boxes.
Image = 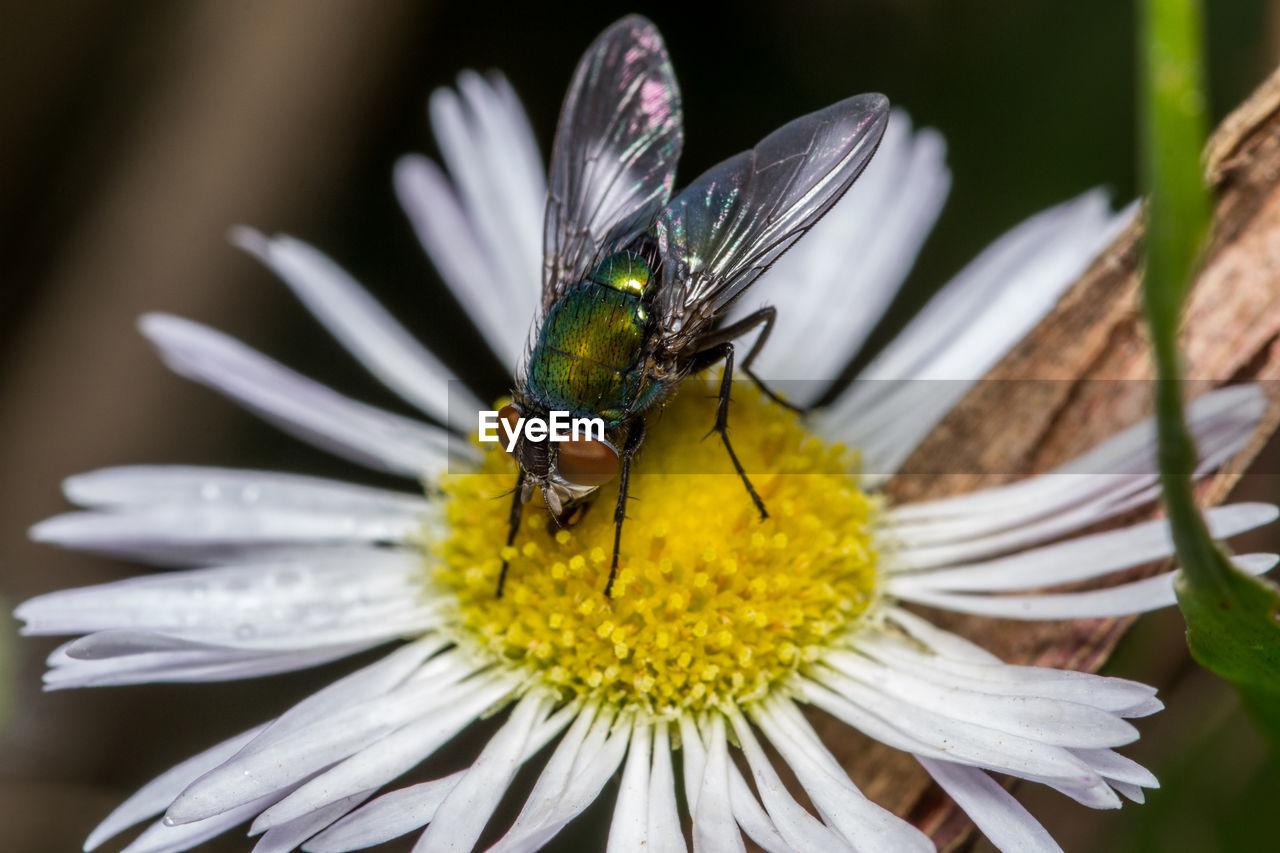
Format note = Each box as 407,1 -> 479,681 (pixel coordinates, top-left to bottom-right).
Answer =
498,400 -> 621,517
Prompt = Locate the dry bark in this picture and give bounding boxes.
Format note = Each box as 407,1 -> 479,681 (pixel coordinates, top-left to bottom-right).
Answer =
818,65 -> 1280,849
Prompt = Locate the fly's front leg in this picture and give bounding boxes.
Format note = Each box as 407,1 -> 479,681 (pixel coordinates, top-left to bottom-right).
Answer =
697,307 -> 805,414
689,341 -> 769,520
604,419 -> 646,598
495,468 -> 527,598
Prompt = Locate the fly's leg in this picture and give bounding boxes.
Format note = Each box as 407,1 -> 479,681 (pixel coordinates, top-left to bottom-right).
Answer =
605,419 -> 646,598
495,468 -> 527,598
688,341 -> 769,520
695,307 -> 805,414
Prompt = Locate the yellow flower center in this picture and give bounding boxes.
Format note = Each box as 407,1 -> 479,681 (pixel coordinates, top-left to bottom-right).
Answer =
430,381 -> 880,715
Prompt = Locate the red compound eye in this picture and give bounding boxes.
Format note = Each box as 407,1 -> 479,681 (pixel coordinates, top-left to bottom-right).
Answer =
557,436 -> 619,487
498,405 -> 521,458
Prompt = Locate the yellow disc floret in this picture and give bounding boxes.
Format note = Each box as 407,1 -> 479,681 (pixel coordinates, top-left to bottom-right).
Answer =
430,380 -> 880,716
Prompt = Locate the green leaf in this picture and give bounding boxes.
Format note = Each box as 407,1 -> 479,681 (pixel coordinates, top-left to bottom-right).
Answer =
1140,0 -> 1280,742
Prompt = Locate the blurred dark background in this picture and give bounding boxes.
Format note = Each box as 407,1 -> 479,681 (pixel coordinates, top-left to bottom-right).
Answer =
1,1 -> 1277,851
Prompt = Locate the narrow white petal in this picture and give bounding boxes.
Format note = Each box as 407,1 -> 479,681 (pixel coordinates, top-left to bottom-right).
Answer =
487,702 -> 626,853
18,550 -> 436,643
395,155 -> 525,371
752,697 -> 933,852
860,627 -> 1158,715
413,691 -> 551,852
441,73 -> 544,300
312,699 -> 575,853
1108,781 -> 1146,803
121,791 -> 288,853
893,553 -> 1279,619
167,670 -> 514,824
724,706 -> 849,851
691,717 -> 745,853
140,313 -> 470,479
30,506 -> 428,568
231,228 -> 480,430
608,720 -> 652,852
889,503 -> 1278,589
821,649 -> 1138,748
251,675 -> 515,831
85,725 -> 268,851
62,465 -> 431,517
250,637 -> 447,751
1071,748 -> 1159,789
822,191 -> 1131,473
741,113 -> 951,398
305,776 -> 460,852
883,606 -> 1002,663
800,672 -> 1111,802
43,640 -> 375,689
725,765 -> 788,853
887,384 -> 1263,528
252,791 -> 372,853
917,757 -> 1063,853
647,721 -> 688,853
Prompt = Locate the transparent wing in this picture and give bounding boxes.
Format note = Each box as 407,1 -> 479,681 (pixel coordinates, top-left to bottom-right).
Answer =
653,93 -> 890,353
541,15 -> 683,313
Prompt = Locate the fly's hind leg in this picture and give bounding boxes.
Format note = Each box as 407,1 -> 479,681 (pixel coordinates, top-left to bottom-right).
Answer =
697,307 -> 806,414
604,419 -> 646,598
688,341 -> 769,520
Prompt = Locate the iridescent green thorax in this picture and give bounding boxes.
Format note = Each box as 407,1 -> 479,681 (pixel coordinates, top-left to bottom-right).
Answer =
526,251 -> 654,425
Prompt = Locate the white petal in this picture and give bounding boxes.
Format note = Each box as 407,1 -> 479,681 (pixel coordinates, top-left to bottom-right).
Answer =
724,707 -> 849,851
882,606 -> 1002,663
861,625 -> 1158,715
916,757 -> 1063,853
86,725 -> 268,851
231,228 -> 480,430
395,156 -> 525,371
725,765 -> 788,853
1071,748 -> 1159,789
62,465 -> 431,517
740,112 -> 951,399
396,73 -> 543,373
647,722 -> 687,853
437,72 -> 543,297
887,384 -> 1264,528
167,669 -> 513,824
18,550 -> 437,642
42,640 -> 375,689
121,793 -> 286,853
889,503 -> 1278,590
752,697 -> 931,853
799,674 -> 1113,804
312,699 -> 576,853
893,553 -> 1279,619
30,505 -> 429,567
252,792 -> 372,853
487,701 -> 626,853
251,675 -> 518,832
140,313 -> 469,479
304,777 -> 459,853
821,190 -> 1131,474
251,637 -> 447,751
821,649 -> 1138,748
413,691 -> 551,852
607,720 -> 651,852
690,716 -> 745,853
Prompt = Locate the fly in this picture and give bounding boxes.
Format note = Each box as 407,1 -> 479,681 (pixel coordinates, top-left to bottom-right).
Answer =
498,15 -> 889,597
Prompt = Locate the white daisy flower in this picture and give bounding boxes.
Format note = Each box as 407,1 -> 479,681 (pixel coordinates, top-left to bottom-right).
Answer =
17,22 -> 1277,853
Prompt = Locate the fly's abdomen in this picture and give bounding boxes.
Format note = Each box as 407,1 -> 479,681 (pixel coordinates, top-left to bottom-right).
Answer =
527,252 -> 652,423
